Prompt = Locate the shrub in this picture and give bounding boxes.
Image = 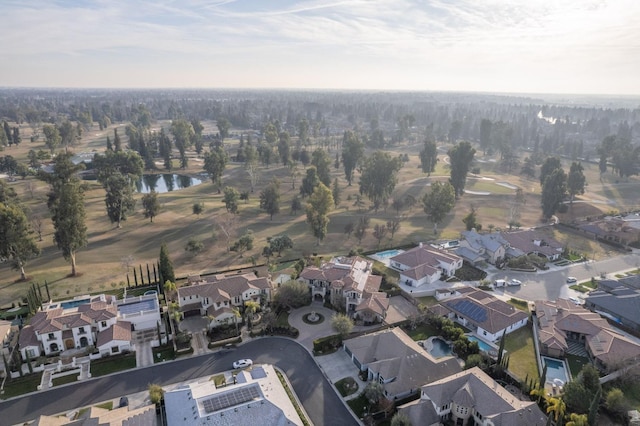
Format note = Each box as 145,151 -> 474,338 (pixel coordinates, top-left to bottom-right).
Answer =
313,334 -> 342,354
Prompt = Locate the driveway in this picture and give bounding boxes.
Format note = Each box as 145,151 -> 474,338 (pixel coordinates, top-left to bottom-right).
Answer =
288,301 -> 337,350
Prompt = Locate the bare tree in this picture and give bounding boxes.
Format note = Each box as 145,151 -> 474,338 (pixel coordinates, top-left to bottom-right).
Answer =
215,213 -> 238,252
120,254 -> 135,271
31,215 -> 44,241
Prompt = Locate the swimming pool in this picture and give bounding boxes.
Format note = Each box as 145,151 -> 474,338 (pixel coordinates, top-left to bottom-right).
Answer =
374,249 -> 403,259
118,298 -> 158,315
466,335 -> 494,353
429,338 -> 453,358
60,299 -> 90,310
541,356 -> 570,386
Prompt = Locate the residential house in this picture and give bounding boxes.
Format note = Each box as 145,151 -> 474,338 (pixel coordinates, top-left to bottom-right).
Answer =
576,214 -> 640,246
500,229 -> 563,261
535,299 -> 640,371
390,244 -> 463,288
398,367 -> 547,426
430,287 -> 529,342
456,230 -> 508,265
343,328 -> 461,400
585,279 -> 640,332
164,364 -> 302,426
177,272 -> 272,329
31,402 -> 157,425
19,294 -> 159,360
298,256 -> 387,320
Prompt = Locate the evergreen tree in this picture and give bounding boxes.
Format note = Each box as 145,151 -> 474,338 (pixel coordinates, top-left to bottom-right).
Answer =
448,141 -> 476,197
341,130 -> 364,185
259,179 -> 281,220
159,242 -> 175,284
419,137 -> 438,175
113,128 -> 122,152
332,178 -> 341,207
142,190 -> 160,222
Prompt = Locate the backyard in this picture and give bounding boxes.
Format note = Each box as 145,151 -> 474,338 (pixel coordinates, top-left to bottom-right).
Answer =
503,324 -> 538,382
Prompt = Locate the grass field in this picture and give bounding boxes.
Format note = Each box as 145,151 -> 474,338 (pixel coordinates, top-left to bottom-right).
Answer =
504,324 -> 538,382
1,121 -> 636,306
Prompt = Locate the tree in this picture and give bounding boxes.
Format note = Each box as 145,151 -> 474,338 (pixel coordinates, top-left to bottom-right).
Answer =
148,384 -> 164,405
386,219 -> 400,240
311,148 -> 332,187
203,146 -> 228,192
104,173 -> 136,228
546,397 -> 567,425
223,186 -> 240,214
215,213 -> 238,252
0,203 -> 40,281
216,117 -> 231,142
142,190 -> 160,222
540,157 -> 562,186
521,156 -> 536,178
269,235 -> 293,256
448,141 -> 476,197
291,195 -> 302,215
300,166 -> 320,198
373,223 -> 387,247
50,181 -> 87,276
390,412 -> 412,426
604,388 -> 627,420
332,178 -> 341,207
42,124 -> 61,153
244,144 -> 260,192
423,181 -> 456,234
364,382 -> 384,405
170,119 -> 195,168
306,183 -> 333,244
462,205 -> 482,231
480,118 -> 492,154
113,128 -> 122,152
419,137 -> 438,175
342,130 -> 364,185
278,131 -> 291,165
588,387 -> 601,426
159,242 -> 175,284
259,179 -> 281,220
274,280 -> 311,310
185,238 -> 204,256
192,202 -> 204,215
541,168 -> 567,218
359,151 -> 402,211
566,413 -> 589,426
244,300 -> 260,321
230,230 -> 254,255
567,161 -> 586,203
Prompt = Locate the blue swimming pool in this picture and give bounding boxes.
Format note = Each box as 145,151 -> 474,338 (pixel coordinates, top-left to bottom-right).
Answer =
542,356 -> 570,386
466,335 -> 494,353
375,249 -> 403,259
118,299 -> 158,315
429,338 -> 453,358
60,299 -> 90,310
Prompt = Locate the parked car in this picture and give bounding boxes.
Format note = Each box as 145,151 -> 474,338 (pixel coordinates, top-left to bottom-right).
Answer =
494,279 -> 507,288
566,277 -> 577,283
569,296 -> 581,305
119,397 -> 129,408
508,279 -> 522,286
233,359 -> 253,369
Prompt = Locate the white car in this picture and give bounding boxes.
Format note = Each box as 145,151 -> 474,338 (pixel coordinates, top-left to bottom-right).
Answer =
569,296 -> 581,305
508,279 -> 522,286
232,359 -> 253,369
567,277 -> 577,283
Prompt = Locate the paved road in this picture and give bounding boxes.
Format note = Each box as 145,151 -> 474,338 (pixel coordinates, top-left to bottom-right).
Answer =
1,337 -> 358,426
489,253 -> 640,302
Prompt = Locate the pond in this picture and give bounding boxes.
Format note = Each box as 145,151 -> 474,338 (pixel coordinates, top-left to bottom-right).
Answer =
135,174 -> 204,193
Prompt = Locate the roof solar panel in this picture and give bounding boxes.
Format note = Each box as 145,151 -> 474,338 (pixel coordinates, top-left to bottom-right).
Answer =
449,300 -> 487,323
202,385 -> 261,413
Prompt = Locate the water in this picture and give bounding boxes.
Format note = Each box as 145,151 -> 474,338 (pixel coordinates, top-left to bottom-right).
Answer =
375,249 -> 403,259
135,174 -> 203,193
542,356 -> 569,385
60,299 -> 90,310
429,338 -> 453,358
466,335 -> 494,353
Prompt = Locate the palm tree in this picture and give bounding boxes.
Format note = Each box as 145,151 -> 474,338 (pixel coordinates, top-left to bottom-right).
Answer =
232,307 -> 241,334
546,397 -> 566,426
566,413 -> 588,426
530,384 -> 547,404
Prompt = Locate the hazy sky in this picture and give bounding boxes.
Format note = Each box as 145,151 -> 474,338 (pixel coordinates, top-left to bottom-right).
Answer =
2,0 -> 639,95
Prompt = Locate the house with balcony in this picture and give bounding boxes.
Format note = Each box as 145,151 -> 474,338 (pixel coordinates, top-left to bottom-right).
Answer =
389,244 -> 463,288
398,367 -> 547,426
177,272 -> 272,329
429,287 -> 528,342
18,294 -> 141,359
343,328 -> 461,400
298,256 -> 386,319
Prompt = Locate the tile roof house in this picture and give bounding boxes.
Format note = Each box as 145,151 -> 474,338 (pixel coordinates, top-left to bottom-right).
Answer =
343,328 -> 461,400
535,299 -> 640,371
456,230 -> 508,265
398,367 -> 547,426
164,364 -> 302,426
430,287 -> 529,342
390,244 -> 463,288
177,272 -> 272,329
299,256 -> 387,322
500,229 -> 563,261
31,402 -> 157,425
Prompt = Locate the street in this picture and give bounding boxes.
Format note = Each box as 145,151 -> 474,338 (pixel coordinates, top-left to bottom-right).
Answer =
1,337 -> 358,426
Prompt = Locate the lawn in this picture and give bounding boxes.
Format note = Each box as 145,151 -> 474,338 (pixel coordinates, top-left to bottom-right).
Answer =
0,373 -> 41,399
565,354 -> 590,379
415,296 -> 438,307
90,354 -> 137,377
504,324 -> 538,382
404,323 -> 439,341
211,374 -> 226,387
335,377 -> 359,397
152,344 -> 176,363
347,392 -> 369,418
52,374 -> 77,387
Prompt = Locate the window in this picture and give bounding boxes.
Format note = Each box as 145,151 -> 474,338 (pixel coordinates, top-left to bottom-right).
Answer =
111,346 -> 119,354
101,321 -> 107,328
78,327 -> 85,334
48,333 -> 55,340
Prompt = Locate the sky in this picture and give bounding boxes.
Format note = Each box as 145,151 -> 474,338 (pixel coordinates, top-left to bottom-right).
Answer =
2,0 -> 639,95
